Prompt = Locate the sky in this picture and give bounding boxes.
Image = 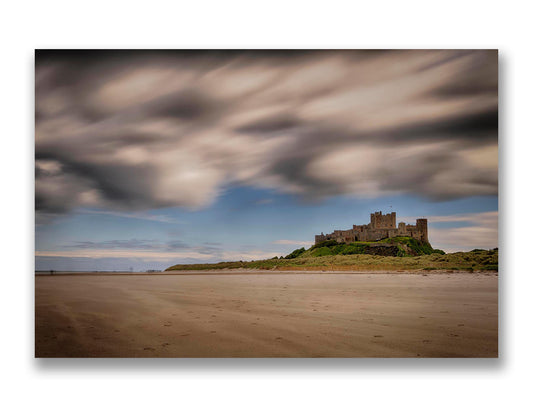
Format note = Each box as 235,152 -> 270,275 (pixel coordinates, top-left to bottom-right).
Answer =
35,50 -> 498,271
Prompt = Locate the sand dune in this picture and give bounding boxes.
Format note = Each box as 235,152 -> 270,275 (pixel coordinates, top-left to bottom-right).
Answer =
35,272 -> 498,357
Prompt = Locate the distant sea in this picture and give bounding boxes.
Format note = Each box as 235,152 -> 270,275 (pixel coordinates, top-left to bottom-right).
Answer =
35,270 -> 160,275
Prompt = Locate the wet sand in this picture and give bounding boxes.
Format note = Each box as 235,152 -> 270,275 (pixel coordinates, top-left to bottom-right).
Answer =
35,272 -> 498,357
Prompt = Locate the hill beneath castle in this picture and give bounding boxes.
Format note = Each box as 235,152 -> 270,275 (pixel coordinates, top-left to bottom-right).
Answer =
166,237 -> 498,272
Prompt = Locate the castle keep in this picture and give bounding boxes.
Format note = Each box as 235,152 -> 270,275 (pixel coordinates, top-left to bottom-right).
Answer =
315,211 -> 428,245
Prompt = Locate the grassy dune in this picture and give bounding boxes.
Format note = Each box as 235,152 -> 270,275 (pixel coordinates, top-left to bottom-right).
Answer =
166,246 -> 499,272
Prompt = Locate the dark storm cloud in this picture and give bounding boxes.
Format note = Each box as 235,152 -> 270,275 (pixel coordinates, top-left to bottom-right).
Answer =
434,109 -> 498,134
236,114 -> 302,134
36,50 -> 498,220
150,90 -> 213,120
372,108 -> 498,145
36,151 -> 160,210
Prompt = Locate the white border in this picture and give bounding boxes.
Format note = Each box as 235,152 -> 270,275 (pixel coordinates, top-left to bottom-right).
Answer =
2,1 -> 531,406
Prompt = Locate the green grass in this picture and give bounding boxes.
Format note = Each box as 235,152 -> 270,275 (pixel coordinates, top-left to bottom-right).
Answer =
166,246 -> 499,272
284,247 -> 306,259
306,237 -> 440,258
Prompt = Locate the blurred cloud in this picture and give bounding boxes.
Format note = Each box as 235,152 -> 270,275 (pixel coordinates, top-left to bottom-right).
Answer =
36,244 -> 283,269
403,211 -> 498,252
254,199 -> 274,205
58,238 -> 221,255
272,239 -> 314,246
36,50 -> 498,221
76,208 -> 184,224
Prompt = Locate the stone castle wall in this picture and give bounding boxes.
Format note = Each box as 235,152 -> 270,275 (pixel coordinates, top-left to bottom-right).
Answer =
315,211 -> 428,245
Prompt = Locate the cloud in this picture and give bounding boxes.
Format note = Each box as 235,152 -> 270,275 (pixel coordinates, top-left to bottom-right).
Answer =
272,240 -> 314,246
36,50 -> 498,219
254,199 -> 274,205
35,246 -> 284,270
402,211 -> 498,253
62,239 -> 161,250
75,209 -> 184,224
36,250 -> 207,261
57,238 -> 221,255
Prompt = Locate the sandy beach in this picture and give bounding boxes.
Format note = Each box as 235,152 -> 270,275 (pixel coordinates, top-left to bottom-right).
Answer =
35,271 -> 498,357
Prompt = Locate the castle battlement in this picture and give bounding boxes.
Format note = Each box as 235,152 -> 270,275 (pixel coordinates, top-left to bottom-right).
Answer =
315,211 -> 428,245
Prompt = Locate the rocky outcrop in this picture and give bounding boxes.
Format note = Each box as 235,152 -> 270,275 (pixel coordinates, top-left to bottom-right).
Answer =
364,245 -> 400,257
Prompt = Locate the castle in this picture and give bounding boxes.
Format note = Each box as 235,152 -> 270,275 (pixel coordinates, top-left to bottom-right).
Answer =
315,211 -> 428,245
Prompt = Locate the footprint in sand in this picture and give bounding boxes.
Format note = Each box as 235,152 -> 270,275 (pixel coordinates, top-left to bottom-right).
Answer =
373,335 -> 383,338
163,323 -> 171,327
210,331 -> 217,334
275,337 -> 283,340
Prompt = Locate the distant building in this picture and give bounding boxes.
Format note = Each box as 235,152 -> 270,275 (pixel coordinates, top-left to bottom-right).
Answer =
315,211 -> 428,245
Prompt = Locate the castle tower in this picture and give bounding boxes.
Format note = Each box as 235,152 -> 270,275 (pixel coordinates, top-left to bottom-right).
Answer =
314,232 -> 326,245
416,218 -> 428,243
398,222 -> 406,234
370,211 -> 380,228
370,211 -> 396,229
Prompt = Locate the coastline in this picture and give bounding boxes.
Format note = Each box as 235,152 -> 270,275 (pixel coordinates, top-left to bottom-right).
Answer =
36,268 -> 498,276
